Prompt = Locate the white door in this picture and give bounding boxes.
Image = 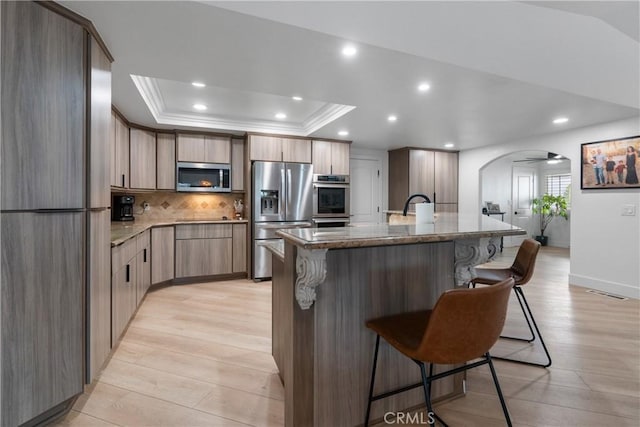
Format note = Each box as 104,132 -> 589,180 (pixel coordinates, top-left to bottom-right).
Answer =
350,158 -> 381,224
509,166 -> 536,246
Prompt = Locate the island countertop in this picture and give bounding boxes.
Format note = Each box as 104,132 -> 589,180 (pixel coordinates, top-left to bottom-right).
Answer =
276,212 -> 524,250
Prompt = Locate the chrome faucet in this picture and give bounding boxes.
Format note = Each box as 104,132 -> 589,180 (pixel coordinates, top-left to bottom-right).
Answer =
402,193 -> 432,216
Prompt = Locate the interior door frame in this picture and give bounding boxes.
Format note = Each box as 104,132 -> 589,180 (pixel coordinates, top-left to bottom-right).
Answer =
349,149 -> 388,224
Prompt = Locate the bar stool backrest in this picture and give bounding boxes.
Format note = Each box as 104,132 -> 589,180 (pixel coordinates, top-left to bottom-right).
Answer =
510,239 -> 541,285
416,278 -> 514,365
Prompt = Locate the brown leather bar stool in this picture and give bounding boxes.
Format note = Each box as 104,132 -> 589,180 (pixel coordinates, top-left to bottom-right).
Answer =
470,238 -> 551,368
365,278 -> 514,427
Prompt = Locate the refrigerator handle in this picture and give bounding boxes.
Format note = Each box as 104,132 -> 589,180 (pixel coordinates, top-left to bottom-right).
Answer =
286,167 -> 293,219
281,167 -> 286,218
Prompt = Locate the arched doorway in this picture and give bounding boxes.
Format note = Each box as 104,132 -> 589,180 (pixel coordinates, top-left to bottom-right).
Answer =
480,150 -> 571,248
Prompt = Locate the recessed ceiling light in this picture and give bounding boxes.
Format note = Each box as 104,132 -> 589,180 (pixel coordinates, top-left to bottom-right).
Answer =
554,154 -> 563,159
553,117 -> 569,124
342,45 -> 357,57
418,83 -> 431,92
275,112 -> 287,119
193,103 -> 207,111
547,160 -> 561,165
191,82 -> 206,88
292,96 -> 303,101
387,115 -> 397,122
338,130 -> 349,136
444,143 -> 455,148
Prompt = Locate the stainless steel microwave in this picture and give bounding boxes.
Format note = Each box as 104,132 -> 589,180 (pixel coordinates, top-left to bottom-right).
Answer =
176,162 -> 231,192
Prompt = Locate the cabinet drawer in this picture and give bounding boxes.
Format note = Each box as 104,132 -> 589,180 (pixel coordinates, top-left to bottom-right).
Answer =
112,237 -> 137,274
175,224 -> 232,239
136,229 -> 150,251
175,238 -> 232,277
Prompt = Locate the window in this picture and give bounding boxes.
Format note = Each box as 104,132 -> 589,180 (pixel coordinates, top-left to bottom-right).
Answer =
545,174 -> 571,206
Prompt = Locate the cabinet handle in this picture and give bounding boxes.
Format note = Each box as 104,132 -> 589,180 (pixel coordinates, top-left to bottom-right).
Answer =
126,264 -> 130,283
143,248 -> 147,263
121,174 -> 125,187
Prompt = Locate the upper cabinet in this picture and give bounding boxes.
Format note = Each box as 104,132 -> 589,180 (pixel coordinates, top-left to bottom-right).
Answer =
231,138 -> 245,192
129,128 -> 156,190
111,112 -> 129,188
249,135 -> 311,163
89,37 -> 112,208
1,1 -> 85,210
388,148 -> 458,212
177,134 -> 230,163
156,133 -> 176,190
312,140 -> 350,175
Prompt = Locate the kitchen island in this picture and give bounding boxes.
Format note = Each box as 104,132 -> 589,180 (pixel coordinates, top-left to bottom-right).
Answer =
269,213 -> 524,427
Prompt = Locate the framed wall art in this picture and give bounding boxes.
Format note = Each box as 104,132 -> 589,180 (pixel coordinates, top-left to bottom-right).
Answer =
581,135 -> 640,189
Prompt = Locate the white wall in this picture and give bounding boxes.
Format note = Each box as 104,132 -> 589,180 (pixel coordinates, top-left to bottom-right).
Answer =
460,116 -> 640,298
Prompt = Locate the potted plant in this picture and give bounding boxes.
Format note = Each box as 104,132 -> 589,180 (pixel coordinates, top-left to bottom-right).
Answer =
531,194 -> 569,246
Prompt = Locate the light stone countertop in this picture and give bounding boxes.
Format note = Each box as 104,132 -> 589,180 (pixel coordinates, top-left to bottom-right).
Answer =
276,213 -> 524,250
111,218 -> 249,247
260,240 -> 285,262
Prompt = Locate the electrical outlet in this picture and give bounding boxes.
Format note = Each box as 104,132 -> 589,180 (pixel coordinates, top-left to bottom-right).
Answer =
621,204 -> 636,216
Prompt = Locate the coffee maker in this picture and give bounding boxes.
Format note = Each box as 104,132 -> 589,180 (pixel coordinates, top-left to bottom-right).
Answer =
112,195 -> 135,221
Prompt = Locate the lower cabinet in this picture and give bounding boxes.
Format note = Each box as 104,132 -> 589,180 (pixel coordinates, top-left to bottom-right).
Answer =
136,230 -> 151,305
151,226 -> 175,284
111,230 -> 150,343
175,224 -> 233,277
232,223 -> 247,273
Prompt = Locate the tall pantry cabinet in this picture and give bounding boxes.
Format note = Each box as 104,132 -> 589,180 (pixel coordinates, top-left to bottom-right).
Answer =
388,148 -> 459,212
1,2 -> 113,425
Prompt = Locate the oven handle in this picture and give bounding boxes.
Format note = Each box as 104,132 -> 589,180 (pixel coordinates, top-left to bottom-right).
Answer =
311,217 -> 350,223
313,183 -> 350,189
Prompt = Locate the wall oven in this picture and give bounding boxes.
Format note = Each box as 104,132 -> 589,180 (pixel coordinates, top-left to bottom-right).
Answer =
312,174 -> 350,220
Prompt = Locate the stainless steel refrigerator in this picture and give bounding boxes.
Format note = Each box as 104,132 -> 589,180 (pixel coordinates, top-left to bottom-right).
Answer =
252,161 -> 313,279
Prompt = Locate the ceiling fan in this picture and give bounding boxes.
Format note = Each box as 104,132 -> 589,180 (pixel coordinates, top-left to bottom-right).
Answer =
513,152 -> 565,163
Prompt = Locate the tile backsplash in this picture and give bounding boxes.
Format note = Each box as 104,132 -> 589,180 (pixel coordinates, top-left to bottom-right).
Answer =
121,192 -> 245,220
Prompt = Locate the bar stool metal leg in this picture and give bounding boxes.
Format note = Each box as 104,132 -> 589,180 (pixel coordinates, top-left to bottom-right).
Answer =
492,287 -> 552,368
486,353 -> 513,427
365,335 -> 381,427
500,286 -> 535,342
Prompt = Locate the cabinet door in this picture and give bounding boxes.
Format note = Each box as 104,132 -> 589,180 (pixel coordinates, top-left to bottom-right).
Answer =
115,115 -> 129,188
1,1 -> 84,210
231,138 -> 245,191
282,138 -> 311,163
331,142 -> 350,175
436,203 -> 458,213
151,226 -> 175,284
177,134 -> 204,162
175,238 -> 232,278
205,136 -> 231,163
1,211 -> 84,426
136,245 -> 151,305
232,223 -> 247,273
408,150 -> 435,201
312,140 -> 332,174
157,133 -> 176,190
87,210 -> 111,383
434,151 -> 458,204
129,129 -> 157,189
249,135 -> 282,161
110,111 -> 118,187
89,37 -> 112,208
111,259 -> 136,343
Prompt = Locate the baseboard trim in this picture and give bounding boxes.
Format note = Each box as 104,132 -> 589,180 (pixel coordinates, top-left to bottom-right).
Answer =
569,273 -> 639,299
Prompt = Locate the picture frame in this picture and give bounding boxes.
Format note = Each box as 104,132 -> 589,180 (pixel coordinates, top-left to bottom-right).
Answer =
581,135 -> 640,189
487,203 -> 501,213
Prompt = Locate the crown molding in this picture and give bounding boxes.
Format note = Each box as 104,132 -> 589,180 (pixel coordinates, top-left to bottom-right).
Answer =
131,75 -> 355,135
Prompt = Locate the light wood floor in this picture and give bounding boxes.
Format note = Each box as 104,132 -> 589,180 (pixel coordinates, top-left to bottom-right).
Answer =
54,247 -> 639,426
